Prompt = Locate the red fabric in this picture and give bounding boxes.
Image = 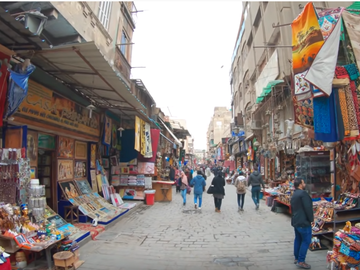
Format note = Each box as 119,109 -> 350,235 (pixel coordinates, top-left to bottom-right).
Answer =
137,129 -> 160,163
0,52 -> 10,127
0,258 -> 11,270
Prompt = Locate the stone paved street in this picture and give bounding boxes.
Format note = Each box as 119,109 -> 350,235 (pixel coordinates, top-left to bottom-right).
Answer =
79,175 -> 328,270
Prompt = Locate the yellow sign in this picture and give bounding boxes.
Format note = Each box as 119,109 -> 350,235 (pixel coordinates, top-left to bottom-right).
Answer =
134,116 -> 141,152
17,80 -> 100,137
140,118 -> 146,156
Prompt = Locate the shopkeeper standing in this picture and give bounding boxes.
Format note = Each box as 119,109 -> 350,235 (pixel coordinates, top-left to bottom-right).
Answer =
290,178 -> 314,270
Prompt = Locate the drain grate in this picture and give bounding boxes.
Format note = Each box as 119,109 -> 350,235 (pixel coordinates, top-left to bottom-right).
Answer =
213,257 -> 254,267
182,209 -> 202,214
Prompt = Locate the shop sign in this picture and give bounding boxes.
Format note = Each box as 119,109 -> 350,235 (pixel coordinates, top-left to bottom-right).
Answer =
17,80 -> 100,137
38,133 -> 55,150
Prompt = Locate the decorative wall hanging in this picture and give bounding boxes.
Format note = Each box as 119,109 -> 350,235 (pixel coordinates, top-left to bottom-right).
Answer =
112,124 -> 117,149
58,136 -> 74,158
74,141 -> 87,160
58,159 -> 74,181
134,116 -> 141,152
74,161 -> 86,178
90,144 -> 96,169
103,116 -> 112,146
74,179 -> 92,195
27,130 -> 38,167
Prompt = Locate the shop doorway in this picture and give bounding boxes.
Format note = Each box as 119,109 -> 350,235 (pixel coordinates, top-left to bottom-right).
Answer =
37,149 -> 56,210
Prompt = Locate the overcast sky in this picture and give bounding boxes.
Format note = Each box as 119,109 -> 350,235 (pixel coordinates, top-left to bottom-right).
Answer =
131,1 -> 243,149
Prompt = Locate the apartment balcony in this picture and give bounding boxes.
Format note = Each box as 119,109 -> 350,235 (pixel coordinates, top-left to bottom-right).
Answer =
115,46 -> 131,84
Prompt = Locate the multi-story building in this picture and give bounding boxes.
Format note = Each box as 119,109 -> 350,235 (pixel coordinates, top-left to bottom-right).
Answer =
230,1 -> 353,177
206,107 -> 231,162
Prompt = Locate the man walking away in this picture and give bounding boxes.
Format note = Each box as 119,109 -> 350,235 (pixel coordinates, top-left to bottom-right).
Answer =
291,178 -> 313,269
190,171 -> 206,209
247,163 -> 265,210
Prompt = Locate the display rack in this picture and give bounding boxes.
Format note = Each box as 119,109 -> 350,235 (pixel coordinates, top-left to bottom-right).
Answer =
296,151 -> 332,198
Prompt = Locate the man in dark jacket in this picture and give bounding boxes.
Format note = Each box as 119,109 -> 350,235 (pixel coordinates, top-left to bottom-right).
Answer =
169,165 -> 175,181
290,178 -> 313,269
248,163 -> 265,210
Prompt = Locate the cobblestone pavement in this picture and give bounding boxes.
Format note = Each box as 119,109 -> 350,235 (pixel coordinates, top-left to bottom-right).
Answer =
79,175 -> 328,270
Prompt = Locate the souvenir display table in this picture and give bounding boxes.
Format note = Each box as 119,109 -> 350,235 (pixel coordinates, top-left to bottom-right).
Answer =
152,181 -> 175,202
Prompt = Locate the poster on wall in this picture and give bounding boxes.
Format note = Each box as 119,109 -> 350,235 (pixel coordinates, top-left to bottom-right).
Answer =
27,131 -> 38,167
90,144 -> 96,169
38,133 -> 55,150
103,116 -> 112,145
58,159 -> 74,180
75,141 -> 87,160
58,136 -> 74,158
144,123 -> 153,158
134,116 -> 141,152
74,161 -> 86,178
137,162 -> 155,174
90,170 -> 98,193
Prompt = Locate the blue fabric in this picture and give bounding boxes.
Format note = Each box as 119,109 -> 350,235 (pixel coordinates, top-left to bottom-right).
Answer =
5,63 -> 35,118
120,129 -> 139,162
194,193 -> 203,207
294,226 -> 312,263
190,175 -> 206,195
251,186 -> 261,205
313,88 -> 344,142
181,189 -> 187,204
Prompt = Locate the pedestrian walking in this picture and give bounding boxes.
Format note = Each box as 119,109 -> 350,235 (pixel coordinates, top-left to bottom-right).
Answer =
205,167 -> 211,178
211,172 -> 225,213
291,178 -> 313,269
169,165 -> 175,181
235,172 -> 247,211
180,171 -> 189,206
247,163 -> 265,210
176,175 -> 181,193
190,171 -> 206,210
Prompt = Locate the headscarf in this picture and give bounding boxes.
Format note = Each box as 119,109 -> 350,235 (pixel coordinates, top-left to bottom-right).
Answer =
181,171 -> 188,186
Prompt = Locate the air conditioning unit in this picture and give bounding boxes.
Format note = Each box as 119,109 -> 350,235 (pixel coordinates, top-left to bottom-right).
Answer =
251,120 -> 262,130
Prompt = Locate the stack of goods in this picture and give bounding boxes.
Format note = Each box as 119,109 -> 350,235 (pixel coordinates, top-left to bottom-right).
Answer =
277,184 -> 294,205
136,175 -> 145,186
127,176 -> 137,186
28,179 -> 46,222
327,222 -> 360,269
120,175 -> 128,186
334,193 -> 358,210
312,200 -> 334,233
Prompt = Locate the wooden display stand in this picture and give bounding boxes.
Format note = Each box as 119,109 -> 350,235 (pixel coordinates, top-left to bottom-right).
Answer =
152,181 -> 174,202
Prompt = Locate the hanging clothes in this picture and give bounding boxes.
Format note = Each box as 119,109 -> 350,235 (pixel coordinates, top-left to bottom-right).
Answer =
313,88 -> 345,142
0,52 -> 10,127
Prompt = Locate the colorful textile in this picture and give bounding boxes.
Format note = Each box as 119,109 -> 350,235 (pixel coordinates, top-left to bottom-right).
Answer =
317,7 -> 344,40
350,81 -> 360,130
313,88 -> 345,142
293,96 -> 314,128
335,66 -> 349,79
344,63 -> 360,81
292,2 -> 324,100
342,11 -> 360,71
305,15 -> 342,97
344,85 -> 359,137
338,87 -> 350,136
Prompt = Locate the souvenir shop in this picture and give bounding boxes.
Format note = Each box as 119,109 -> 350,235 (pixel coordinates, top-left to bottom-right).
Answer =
263,3 -> 360,268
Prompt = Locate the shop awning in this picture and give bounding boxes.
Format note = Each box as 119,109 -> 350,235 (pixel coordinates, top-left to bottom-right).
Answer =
256,80 -> 284,104
245,133 -> 254,141
16,42 -> 150,122
158,119 -> 182,146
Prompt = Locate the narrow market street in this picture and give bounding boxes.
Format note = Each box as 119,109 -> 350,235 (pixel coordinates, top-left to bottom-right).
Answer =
79,174 -> 327,270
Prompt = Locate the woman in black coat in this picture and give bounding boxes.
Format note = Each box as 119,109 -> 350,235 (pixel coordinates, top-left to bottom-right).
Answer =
211,172 -> 225,212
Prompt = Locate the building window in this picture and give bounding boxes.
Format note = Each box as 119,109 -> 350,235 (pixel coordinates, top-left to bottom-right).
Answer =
98,1 -> 112,30
120,31 -> 128,56
253,8 -> 261,33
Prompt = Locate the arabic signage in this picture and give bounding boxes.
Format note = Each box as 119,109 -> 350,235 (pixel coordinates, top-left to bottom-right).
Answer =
231,130 -> 245,137
17,80 -> 100,137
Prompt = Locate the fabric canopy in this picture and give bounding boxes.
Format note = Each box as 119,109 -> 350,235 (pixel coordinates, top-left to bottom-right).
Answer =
255,80 -> 284,104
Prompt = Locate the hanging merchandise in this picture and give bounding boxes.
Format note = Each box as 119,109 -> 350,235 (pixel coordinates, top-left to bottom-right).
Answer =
4,60 -> 35,119
291,2 -> 324,101
0,52 -> 10,127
